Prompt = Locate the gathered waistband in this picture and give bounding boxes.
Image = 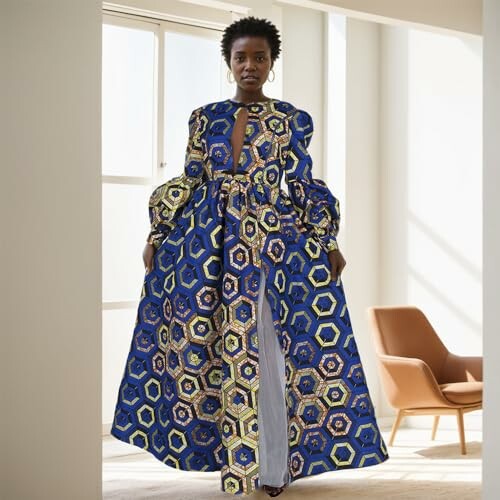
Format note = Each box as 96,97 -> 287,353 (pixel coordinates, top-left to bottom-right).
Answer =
212,171 -> 253,181
210,170 -> 279,188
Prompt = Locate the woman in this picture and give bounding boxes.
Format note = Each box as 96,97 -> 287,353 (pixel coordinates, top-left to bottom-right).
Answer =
111,16 -> 389,498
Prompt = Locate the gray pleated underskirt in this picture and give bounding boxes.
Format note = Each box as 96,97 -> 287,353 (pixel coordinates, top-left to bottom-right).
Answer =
257,268 -> 291,487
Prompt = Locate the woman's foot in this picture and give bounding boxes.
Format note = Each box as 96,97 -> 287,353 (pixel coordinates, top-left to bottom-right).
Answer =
262,483 -> 287,497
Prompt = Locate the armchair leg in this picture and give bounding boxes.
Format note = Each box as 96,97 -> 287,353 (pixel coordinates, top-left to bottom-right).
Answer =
431,415 -> 440,440
456,408 -> 466,455
389,409 -> 405,446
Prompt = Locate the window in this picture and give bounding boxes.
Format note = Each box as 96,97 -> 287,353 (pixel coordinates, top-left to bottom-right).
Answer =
102,11 -> 223,424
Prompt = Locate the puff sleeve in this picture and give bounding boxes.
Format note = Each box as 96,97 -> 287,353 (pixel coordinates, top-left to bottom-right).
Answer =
283,108 -> 341,253
146,105 -> 206,249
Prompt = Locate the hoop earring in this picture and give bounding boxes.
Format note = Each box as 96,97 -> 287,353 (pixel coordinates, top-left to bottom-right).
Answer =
227,69 -> 235,83
267,69 -> 275,82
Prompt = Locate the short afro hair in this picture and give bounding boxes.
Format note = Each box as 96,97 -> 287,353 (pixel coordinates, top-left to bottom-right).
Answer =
220,16 -> 281,68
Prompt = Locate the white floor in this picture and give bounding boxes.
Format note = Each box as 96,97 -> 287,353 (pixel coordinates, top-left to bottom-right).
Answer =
103,426 -> 482,499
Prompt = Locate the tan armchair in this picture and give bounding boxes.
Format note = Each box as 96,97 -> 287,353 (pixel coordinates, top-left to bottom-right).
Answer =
367,305 -> 482,454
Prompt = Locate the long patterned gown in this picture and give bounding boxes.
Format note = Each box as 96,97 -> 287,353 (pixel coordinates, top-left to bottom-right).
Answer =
110,97 -> 389,496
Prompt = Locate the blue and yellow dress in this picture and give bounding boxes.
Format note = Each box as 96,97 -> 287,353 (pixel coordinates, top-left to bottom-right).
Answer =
110,98 -> 389,495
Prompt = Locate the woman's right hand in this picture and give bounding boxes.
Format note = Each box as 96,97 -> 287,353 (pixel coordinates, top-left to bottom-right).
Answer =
143,243 -> 156,274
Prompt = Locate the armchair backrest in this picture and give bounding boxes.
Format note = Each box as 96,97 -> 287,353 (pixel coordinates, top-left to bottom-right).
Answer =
367,305 -> 449,379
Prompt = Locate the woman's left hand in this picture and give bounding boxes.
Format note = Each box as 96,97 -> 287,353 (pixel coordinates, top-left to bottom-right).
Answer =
328,248 -> 346,282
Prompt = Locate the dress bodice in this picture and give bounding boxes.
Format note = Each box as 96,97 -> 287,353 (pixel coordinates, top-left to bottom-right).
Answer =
199,98 -> 292,187
147,97 -> 341,255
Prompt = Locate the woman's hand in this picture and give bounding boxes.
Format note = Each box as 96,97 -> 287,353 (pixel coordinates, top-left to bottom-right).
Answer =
143,243 -> 156,274
328,248 -> 346,282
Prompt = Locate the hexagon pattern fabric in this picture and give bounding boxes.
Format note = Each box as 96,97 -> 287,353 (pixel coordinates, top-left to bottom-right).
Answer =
110,98 -> 389,495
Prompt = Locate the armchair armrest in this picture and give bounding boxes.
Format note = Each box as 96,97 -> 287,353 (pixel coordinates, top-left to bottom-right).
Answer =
378,354 -> 455,409
441,352 -> 483,382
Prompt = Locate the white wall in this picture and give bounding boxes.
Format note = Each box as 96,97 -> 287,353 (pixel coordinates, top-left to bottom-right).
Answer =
379,25 -> 483,424
482,0 -> 500,497
0,1 -> 102,499
281,5 -> 326,176
343,18 -> 384,414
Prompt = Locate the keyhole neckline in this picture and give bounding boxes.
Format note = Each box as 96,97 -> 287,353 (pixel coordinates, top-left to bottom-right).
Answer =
228,98 -> 276,106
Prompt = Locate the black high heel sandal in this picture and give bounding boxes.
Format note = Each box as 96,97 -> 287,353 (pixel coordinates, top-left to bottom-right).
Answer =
262,484 -> 287,497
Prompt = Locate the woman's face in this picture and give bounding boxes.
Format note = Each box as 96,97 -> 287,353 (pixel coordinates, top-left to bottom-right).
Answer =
229,36 -> 272,91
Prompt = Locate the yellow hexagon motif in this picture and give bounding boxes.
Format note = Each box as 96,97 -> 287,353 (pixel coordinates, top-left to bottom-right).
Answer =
156,323 -> 169,351
144,378 -> 161,402
168,428 -> 187,453
126,356 -> 148,381
112,408 -> 133,432
290,310 -> 313,333
168,318 -> 188,350
224,332 -> 241,354
187,232 -> 206,259
292,368 -> 323,398
323,379 -> 351,407
314,322 -> 341,348
136,403 -> 155,428
306,460 -> 330,475
239,415 -> 259,442
163,453 -> 179,468
281,299 -> 290,324
297,398 -> 328,429
274,268 -> 286,294
177,373 -> 201,401
228,444 -> 259,477
359,453 -> 384,467
303,237 -> 323,259
208,224 -> 223,251
240,216 -> 259,247
260,207 -> 280,232
228,243 -> 250,271
223,475 -> 241,494
153,249 -> 174,275
308,262 -> 332,287
286,281 -> 309,304
207,366 -> 222,387
226,385 -> 253,415
148,274 -> 163,299
195,193 -> 211,229
331,442 -> 356,466
236,356 -> 258,390
228,297 -> 255,329
356,423 -> 378,446
264,164 -> 280,185
311,292 -> 337,317
186,315 -> 213,343
202,255 -> 221,281
121,382 -> 140,406
162,269 -> 176,294
288,421 -> 301,447
285,251 -> 306,275
178,262 -> 199,290
130,429 -> 148,449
